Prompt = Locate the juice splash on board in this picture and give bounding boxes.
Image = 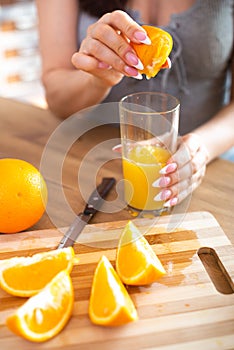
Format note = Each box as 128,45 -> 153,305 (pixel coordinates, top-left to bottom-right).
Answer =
122,144 -> 171,211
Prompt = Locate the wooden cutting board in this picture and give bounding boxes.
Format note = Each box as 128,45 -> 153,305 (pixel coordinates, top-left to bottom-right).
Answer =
0,211 -> 234,350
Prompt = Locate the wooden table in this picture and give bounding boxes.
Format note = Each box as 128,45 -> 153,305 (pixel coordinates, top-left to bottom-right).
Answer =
1,97 -> 233,244
1,97 -> 234,349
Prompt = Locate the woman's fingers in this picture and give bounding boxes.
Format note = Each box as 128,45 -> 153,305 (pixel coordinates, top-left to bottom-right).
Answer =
154,162 -> 193,188
72,10 -> 152,81
72,52 -> 101,72
100,10 -> 151,44
81,36 -> 142,77
87,22 -> 142,68
167,165 -> 206,206
154,165 -> 206,207
190,146 -> 209,174
167,133 -> 203,167
153,133 -> 209,207
113,132 -> 208,208
71,51 -> 124,86
88,19 -> 147,63
156,165 -> 205,198
157,146 -> 208,189
73,31 -> 143,79
160,133 -> 209,181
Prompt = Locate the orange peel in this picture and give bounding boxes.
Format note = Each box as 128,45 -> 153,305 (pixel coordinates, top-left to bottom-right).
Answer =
131,25 -> 173,79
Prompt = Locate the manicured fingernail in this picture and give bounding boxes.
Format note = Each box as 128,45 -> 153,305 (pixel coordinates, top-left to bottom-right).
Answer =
125,52 -> 144,70
124,65 -> 137,75
152,176 -> 171,188
154,190 -> 172,201
163,197 -> 178,207
124,66 -> 143,80
98,61 -> 112,69
160,163 -> 177,175
112,144 -> 122,152
161,57 -> 171,69
166,57 -> 172,68
134,31 -> 151,45
131,72 -> 143,80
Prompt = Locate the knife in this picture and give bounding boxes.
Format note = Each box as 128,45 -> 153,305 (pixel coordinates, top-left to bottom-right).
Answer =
58,177 -> 116,248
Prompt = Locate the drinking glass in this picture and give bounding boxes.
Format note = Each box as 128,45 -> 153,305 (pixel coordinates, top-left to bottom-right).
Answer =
119,92 -> 180,214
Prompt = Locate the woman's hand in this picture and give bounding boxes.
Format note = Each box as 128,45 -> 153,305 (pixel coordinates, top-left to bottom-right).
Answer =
71,10 -> 151,86
153,133 -> 210,207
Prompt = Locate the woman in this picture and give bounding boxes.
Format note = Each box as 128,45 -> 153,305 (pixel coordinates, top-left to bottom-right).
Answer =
36,0 -> 234,208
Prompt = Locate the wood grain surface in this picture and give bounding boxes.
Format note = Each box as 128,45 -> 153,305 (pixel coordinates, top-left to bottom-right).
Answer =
0,97 -> 234,246
0,211 -> 233,350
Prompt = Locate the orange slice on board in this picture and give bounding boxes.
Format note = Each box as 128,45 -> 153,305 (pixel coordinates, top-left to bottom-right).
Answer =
6,270 -> 74,343
0,247 -> 75,297
131,25 -> 173,79
116,221 -> 166,285
89,255 -> 138,326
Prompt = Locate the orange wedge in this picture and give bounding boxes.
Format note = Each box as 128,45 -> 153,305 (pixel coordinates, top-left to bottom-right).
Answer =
116,221 -> 166,285
0,247 -> 75,297
6,270 -> 74,343
89,255 -> 138,326
131,25 -> 173,79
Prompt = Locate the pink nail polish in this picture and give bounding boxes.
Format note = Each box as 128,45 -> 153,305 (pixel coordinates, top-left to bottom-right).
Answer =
162,190 -> 172,200
131,72 -> 143,80
125,52 -> 144,70
152,176 -> 171,188
112,144 -> 122,153
124,66 -> 143,80
134,31 -> 151,45
161,176 -> 171,187
160,163 -> 177,175
124,65 -> 137,75
154,189 -> 171,201
164,197 -> 178,207
98,61 -> 111,69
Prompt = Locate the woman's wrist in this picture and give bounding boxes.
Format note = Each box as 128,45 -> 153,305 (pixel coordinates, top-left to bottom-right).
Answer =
43,68 -> 114,118
189,132 -> 210,164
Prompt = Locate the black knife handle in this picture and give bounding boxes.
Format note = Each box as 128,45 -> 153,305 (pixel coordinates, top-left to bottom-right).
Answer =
83,177 -> 116,215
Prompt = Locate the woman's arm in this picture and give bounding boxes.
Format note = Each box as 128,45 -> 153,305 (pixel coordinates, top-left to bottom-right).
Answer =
153,55 -> 234,207
193,55 -> 234,162
36,1 -> 149,118
36,0 -> 110,118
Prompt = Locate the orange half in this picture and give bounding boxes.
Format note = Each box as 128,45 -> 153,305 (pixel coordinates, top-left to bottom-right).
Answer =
131,25 -> 173,79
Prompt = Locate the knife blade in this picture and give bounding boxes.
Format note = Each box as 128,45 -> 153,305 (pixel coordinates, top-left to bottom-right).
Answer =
57,177 -> 116,248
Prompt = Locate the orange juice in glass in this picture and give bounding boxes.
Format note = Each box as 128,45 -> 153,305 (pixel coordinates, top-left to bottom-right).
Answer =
119,92 -> 180,214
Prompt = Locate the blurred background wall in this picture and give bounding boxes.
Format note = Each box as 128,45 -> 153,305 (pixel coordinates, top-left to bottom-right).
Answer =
0,0 -> 46,108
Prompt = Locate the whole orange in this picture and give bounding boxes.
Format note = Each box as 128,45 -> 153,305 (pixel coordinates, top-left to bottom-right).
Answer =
0,158 -> 48,233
